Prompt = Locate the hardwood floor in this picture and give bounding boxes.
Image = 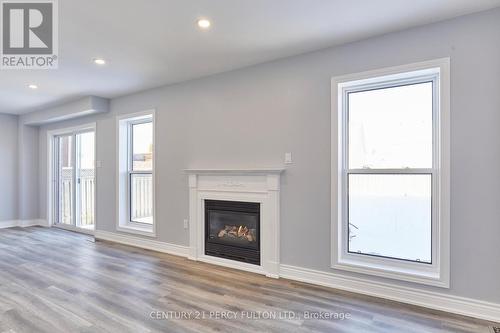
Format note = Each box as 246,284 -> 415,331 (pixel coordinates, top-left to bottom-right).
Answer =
0,227 -> 496,333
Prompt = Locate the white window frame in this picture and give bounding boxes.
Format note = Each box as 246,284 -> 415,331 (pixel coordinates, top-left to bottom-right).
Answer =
331,59 -> 450,288
116,110 -> 156,237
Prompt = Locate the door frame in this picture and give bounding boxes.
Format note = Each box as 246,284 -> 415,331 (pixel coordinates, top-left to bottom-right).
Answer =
47,122 -> 97,235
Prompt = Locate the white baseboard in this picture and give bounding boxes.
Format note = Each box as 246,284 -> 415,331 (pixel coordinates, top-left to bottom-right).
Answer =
94,230 -> 189,258
20,219 -> 48,227
0,219 -> 47,229
280,264 -> 500,323
0,220 -> 19,229
53,224 -> 95,236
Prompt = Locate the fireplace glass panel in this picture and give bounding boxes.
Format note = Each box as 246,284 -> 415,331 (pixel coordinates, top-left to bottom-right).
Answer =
208,210 -> 259,250
204,200 -> 260,265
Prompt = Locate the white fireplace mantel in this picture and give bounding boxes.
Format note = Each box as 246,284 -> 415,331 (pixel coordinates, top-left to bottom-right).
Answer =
186,168 -> 284,278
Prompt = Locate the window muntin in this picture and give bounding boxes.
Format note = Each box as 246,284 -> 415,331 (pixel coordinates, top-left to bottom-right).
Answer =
343,77 -> 436,264
128,118 -> 153,225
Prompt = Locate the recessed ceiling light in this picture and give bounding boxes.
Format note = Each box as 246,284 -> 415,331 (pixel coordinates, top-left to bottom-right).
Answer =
28,84 -> 38,89
93,58 -> 106,65
197,18 -> 211,29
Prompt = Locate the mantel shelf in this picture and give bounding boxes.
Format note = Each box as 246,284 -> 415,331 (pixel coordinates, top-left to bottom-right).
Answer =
184,168 -> 285,175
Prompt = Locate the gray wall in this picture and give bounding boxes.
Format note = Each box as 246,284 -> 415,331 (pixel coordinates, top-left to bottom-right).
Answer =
18,124 -> 39,220
0,114 -> 18,221
37,9 -> 500,304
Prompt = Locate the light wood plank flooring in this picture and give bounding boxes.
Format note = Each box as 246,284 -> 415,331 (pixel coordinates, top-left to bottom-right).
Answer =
0,227 -> 497,333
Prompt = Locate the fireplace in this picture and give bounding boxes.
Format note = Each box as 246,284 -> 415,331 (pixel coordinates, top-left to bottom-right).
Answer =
187,169 -> 282,277
205,200 -> 260,265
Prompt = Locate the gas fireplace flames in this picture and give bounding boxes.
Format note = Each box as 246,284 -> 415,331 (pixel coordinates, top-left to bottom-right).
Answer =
217,225 -> 256,242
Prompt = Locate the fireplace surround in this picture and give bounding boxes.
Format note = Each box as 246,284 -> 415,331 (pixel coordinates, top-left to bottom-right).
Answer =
186,169 -> 283,278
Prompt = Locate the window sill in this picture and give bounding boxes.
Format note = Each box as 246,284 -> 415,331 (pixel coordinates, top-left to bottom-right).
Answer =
332,255 -> 449,288
117,223 -> 156,237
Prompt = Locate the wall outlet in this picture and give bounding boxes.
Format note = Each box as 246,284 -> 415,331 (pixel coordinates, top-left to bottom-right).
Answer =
285,152 -> 293,164
96,160 -> 102,168
183,219 -> 189,229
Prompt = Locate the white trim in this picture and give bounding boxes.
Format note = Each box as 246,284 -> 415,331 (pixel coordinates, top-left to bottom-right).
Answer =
0,220 -> 19,229
53,223 -> 94,236
332,58 -> 450,85
46,122 -> 97,138
0,220 -> 48,229
94,230 -> 188,257
197,254 -> 268,277
116,109 -> 155,122
116,110 -> 156,237
116,225 -> 156,238
46,122 -> 97,230
19,219 -> 48,227
280,264 -> 500,323
331,58 -> 451,288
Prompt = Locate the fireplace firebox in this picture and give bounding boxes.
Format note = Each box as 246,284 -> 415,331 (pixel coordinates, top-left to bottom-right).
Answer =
205,200 -> 260,265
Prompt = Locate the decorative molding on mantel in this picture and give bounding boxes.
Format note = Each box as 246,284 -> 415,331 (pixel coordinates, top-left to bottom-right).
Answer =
185,168 -> 285,175
187,169 -> 282,278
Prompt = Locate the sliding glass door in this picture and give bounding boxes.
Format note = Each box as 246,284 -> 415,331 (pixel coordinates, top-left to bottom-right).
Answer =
54,130 -> 95,231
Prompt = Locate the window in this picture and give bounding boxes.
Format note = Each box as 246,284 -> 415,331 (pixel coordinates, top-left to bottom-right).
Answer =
117,111 -> 155,236
332,59 -> 450,287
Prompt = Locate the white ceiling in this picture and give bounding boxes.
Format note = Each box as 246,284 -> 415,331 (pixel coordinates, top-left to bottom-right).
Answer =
2,0 -> 500,115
